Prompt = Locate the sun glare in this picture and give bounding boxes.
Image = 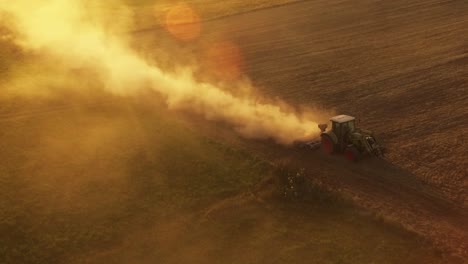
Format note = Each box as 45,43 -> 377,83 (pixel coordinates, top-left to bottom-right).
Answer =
164,3 -> 201,41
205,41 -> 244,80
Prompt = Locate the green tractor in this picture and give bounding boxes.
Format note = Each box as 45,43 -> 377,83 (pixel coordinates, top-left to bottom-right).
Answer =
319,115 -> 383,161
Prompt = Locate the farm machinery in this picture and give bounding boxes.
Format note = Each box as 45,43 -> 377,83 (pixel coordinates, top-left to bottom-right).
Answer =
301,115 -> 384,161
281,114 -> 384,198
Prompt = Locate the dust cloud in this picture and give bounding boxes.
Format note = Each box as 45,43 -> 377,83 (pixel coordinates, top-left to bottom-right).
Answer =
0,0 -> 324,144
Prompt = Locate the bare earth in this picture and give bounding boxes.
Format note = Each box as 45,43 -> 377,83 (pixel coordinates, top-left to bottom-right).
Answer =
133,0 -> 468,257
189,0 -> 468,203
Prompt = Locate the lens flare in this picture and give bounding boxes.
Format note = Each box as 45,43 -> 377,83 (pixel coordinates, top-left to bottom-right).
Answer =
164,3 -> 201,41
205,41 -> 244,80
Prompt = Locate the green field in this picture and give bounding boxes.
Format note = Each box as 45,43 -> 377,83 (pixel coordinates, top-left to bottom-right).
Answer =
0,93 -> 449,263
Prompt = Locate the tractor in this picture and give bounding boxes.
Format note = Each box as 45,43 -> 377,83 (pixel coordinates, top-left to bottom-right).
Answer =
319,115 -> 383,161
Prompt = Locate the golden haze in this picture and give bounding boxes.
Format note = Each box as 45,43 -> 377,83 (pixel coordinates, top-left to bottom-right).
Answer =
0,0 -> 326,144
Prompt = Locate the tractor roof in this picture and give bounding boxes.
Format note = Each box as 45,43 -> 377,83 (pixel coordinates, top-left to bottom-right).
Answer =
330,115 -> 355,123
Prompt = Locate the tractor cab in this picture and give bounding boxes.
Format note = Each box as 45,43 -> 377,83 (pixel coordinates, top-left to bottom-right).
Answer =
330,115 -> 355,138
330,115 -> 355,151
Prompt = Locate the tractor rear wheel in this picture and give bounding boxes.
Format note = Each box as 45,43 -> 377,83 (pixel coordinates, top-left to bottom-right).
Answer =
344,146 -> 361,162
321,135 -> 334,154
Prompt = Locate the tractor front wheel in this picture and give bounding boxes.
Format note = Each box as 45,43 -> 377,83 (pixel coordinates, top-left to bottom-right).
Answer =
344,146 -> 361,162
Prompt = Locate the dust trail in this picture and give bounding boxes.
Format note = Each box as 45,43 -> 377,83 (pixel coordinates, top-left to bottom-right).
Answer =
0,0 -> 323,144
